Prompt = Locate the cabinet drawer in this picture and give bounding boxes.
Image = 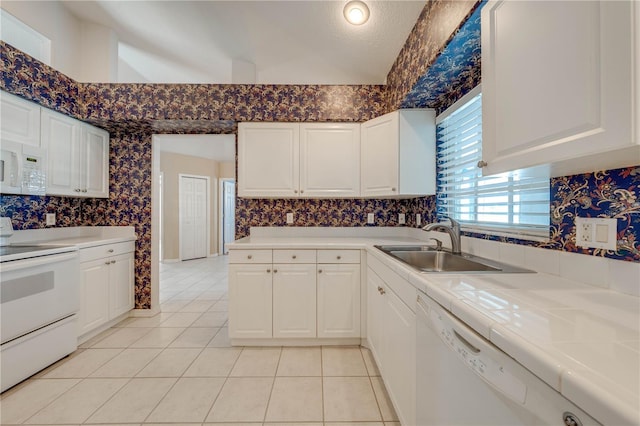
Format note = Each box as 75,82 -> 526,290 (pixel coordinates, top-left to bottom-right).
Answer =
317,250 -> 360,264
273,249 -> 316,263
79,241 -> 135,263
228,250 -> 273,264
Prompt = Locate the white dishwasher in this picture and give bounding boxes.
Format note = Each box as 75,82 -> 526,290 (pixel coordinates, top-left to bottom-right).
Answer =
416,290 -> 600,426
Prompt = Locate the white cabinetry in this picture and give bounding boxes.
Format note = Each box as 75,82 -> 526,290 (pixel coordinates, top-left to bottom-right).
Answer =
300,123 -> 360,197
42,109 -> 109,198
481,0 -> 638,177
228,248 -> 361,343
229,263 -> 273,339
360,109 -> 436,197
78,241 -> 134,338
366,257 -> 416,426
317,250 -> 361,338
238,122 -> 361,198
0,91 -> 41,147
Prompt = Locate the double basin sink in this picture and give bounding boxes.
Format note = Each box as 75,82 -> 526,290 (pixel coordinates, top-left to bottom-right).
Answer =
375,245 -> 534,274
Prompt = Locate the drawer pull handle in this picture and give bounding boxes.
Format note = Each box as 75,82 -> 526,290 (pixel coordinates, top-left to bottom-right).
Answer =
377,286 -> 386,295
247,255 -> 253,259
292,255 -> 297,259
318,269 -> 323,274
111,260 -> 116,264
105,261 -> 111,265
266,269 -> 271,273
108,249 -> 114,253
336,255 -> 341,260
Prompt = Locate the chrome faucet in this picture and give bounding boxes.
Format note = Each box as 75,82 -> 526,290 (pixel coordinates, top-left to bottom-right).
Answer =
422,216 -> 462,254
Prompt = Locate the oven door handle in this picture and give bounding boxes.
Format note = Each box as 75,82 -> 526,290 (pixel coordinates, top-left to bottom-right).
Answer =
0,252 -> 77,273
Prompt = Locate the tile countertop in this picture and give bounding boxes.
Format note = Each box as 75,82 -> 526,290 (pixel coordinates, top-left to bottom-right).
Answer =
230,228 -> 640,425
6,226 -> 137,249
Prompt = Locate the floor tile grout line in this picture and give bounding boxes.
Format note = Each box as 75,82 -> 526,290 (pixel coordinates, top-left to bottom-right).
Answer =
200,344 -> 245,422
261,346 -> 284,423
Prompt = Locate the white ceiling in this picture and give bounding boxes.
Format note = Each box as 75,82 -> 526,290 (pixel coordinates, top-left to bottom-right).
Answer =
61,0 -> 426,85
155,134 -> 236,162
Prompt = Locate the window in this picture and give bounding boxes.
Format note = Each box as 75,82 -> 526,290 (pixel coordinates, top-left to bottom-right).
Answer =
0,10 -> 51,66
436,86 -> 550,239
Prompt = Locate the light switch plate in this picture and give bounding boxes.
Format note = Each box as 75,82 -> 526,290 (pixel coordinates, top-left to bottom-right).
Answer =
367,213 -> 375,224
398,213 -> 406,225
575,217 -> 617,250
416,214 -> 421,226
286,213 -> 294,224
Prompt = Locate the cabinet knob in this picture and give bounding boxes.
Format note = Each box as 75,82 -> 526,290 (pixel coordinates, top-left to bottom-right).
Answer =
391,187 -> 396,192
377,286 -> 386,295
108,249 -> 114,253
477,160 -> 488,168
292,255 -> 297,259
82,189 -> 87,193
294,190 -> 298,194
105,261 -> 110,265
300,190 -> 304,194
273,269 -> 278,273
75,188 -> 81,192
266,269 -> 271,273
318,269 -> 323,274
111,260 -> 116,264
336,255 -> 341,260
247,255 -> 252,259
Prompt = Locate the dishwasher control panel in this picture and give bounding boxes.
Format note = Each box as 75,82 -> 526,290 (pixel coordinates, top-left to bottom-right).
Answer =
430,303 -> 527,405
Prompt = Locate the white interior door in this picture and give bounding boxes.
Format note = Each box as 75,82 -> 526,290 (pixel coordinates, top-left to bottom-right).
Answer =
180,175 -> 208,261
223,180 -> 236,254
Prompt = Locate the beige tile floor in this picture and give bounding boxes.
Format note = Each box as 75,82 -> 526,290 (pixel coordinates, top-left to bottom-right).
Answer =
1,256 -> 399,426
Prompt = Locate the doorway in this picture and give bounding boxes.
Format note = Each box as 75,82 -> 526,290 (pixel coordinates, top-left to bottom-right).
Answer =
219,179 -> 236,255
179,174 -> 210,261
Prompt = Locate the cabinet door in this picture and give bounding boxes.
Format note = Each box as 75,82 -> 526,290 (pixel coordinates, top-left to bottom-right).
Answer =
109,253 -> 134,319
238,123 -> 300,198
41,109 -> 81,196
272,263 -> 316,338
482,0 -> 635,176
228,264 -> 273,338
300,123 -> 360,197
79,260 -> 110,336
361,112 -> 399,197
0,91 -> 40,147
82,125 -> 109,198
383,287 -> 416,426
366,269 -> 386,373
317,263 -> 360,338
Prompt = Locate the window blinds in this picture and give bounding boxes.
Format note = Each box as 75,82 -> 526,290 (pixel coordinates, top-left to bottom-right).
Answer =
436,91 -> 550,238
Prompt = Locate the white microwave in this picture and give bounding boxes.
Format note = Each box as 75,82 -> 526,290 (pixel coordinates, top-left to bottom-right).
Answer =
0,144 -> 46,195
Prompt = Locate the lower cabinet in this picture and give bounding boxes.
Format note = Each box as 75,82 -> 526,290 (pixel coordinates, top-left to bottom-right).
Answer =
367,266 -> 416,426
228,263 -> 273,338
273,263 -> 316,338
78,242 -> 135,337
317,263 -> 360,338
228,248 -> 361,342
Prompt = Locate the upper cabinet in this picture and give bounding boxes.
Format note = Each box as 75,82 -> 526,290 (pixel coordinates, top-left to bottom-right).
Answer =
0,92 -> 41,148
42,109 -> 109,198
481,0 -> 638,177
361,109 -> 436,197
238,122 -> 361,198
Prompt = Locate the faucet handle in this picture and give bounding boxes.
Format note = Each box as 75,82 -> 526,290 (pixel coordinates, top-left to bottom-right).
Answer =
429,238 -> 443,251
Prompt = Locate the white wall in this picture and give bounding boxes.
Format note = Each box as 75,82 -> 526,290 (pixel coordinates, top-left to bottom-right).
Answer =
79,21 -> 118,83
1,1 -> 81,79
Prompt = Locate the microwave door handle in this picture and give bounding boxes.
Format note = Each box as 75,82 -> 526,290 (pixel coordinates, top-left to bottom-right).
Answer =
9,152 -> 19,187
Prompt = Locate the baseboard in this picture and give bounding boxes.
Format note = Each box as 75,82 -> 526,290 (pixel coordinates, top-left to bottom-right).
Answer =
161,258 -> 180,263
208,253 -> 219,258
129,307 -> 161,317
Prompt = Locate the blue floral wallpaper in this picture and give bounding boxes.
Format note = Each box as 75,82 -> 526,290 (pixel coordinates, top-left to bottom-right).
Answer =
1,0 -> 638,309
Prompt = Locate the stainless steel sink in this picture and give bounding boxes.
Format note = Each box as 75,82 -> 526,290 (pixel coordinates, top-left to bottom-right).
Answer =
374,245 -> 534,274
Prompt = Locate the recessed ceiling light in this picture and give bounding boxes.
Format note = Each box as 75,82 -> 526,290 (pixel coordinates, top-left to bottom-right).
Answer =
343,0 -> 370,25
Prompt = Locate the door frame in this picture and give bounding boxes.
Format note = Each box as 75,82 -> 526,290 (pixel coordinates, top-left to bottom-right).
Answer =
218,178 -> 236,255
178,173 -> 211,262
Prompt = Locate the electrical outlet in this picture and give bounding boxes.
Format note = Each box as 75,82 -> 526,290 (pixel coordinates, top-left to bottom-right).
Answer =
45,213 -> 56,226
416,214 -> 422,226
575,217 -> 617,250
398,213 -> 406,225
286,212 -> 294,224
367,213 -> 375,224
